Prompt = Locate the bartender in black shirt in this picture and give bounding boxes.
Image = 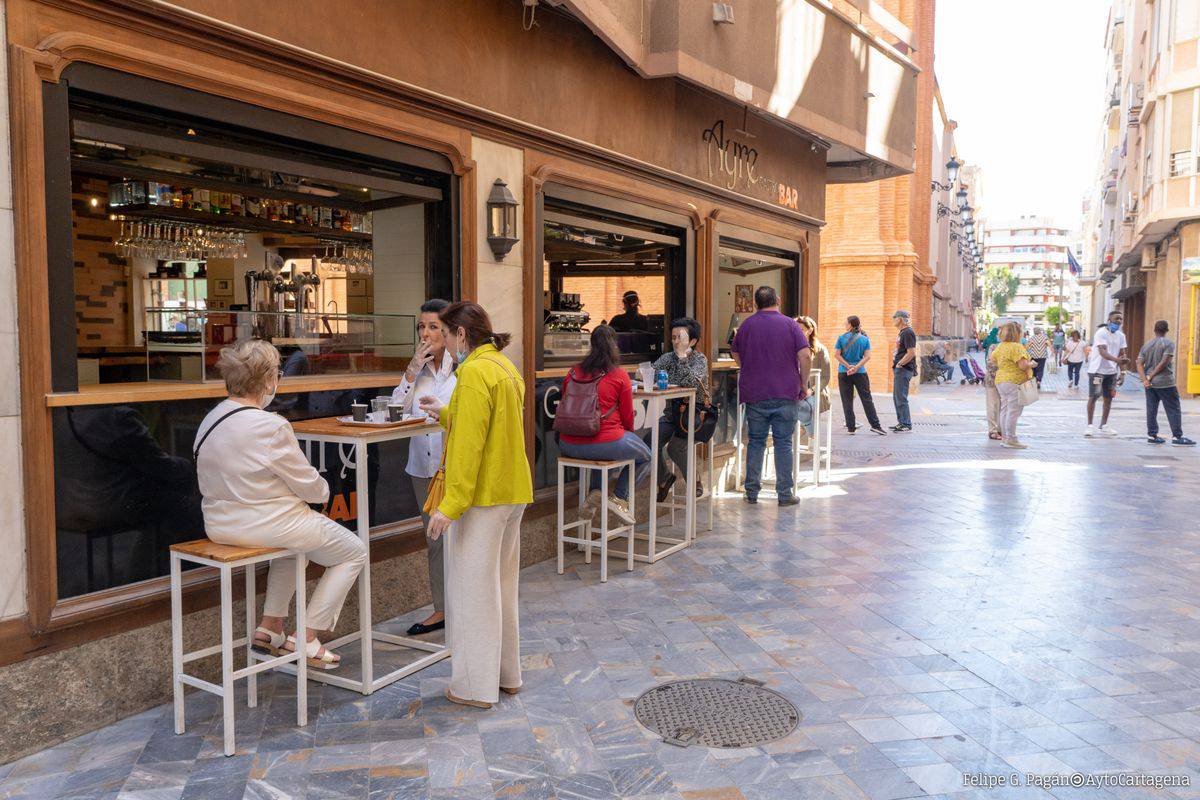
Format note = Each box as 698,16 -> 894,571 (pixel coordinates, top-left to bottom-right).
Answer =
608,290 -> 650,332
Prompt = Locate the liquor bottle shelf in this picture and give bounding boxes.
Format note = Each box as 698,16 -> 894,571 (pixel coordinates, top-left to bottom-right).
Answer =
111,204 -> 373,242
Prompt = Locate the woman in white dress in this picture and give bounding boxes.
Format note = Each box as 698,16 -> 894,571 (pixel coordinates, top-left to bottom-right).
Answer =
194,339 -> 366,668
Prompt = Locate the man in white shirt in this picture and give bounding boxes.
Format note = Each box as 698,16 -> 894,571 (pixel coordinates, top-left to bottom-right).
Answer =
1085,310 -> 1128,437
392,299 -> 456,635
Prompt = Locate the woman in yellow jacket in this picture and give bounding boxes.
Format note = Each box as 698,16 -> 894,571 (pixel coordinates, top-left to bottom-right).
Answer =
421,301 -> 532,709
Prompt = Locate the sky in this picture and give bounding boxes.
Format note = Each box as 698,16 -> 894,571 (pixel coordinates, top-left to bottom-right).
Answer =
935,1 -> 1109,232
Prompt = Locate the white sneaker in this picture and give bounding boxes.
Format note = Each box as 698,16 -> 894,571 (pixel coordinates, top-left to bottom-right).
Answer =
1099,425 -> 1118,437
1001,439 -> 1028,450
607,495 -> 634,524
1084,425 -> 1095,437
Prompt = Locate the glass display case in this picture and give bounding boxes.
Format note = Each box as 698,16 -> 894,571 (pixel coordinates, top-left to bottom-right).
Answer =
146,310 -> 416,382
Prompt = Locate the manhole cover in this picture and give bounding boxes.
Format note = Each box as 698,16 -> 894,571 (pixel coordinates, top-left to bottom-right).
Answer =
634,677 -> 800,748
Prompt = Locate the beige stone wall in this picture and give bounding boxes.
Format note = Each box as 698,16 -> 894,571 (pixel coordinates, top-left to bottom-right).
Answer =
0,1 -> 26,622
472,137 -> 525,370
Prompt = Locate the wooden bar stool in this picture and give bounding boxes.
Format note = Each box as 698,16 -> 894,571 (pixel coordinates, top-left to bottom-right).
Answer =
169,539 -> 309,756
557,457 -> 636,582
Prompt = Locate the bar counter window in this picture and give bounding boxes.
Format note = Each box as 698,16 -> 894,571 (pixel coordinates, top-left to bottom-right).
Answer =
45,67 -> 458,598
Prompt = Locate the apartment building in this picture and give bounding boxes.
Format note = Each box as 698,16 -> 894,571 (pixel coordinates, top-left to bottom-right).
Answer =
1084,0 -> 1200,392
983,216 -> 1078,329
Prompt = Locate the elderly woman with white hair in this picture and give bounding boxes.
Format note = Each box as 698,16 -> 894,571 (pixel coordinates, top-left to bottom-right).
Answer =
194,339 -> 366,669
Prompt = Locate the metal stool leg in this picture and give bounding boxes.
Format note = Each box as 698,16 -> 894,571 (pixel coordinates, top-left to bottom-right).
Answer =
170,551 -> 184,736
599,468 -> 609,583
294,552 -> 308,727
245,563 -> 257,709
626,460 -> 635,572
219,564 -> 235,756
556,461 -> 565,575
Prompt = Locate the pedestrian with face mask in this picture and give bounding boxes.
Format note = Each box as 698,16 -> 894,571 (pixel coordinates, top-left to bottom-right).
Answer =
1085,311 -> 1128,437
420,301 -> 532,710
194,339 -> 367,670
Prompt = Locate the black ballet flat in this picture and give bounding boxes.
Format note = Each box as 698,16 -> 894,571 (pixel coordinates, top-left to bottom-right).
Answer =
406,619 -> 445,636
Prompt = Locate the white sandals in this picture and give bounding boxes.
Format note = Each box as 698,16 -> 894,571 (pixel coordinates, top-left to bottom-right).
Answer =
251,626 -> 287,655
285,634 -> 341,670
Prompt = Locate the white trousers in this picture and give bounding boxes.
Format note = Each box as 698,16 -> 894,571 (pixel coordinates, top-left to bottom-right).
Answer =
445,502 -> 525,704
210,512 -> 367,631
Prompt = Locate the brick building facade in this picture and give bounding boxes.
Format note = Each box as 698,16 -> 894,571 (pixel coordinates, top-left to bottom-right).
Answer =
819,0 -> 938,391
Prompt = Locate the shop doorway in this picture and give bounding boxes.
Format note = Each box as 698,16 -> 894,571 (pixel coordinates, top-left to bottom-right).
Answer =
715,238 -> 801,359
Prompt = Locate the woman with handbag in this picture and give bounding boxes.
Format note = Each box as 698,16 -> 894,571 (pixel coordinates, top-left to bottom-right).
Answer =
557,325 -> 652,520
644,318 -> 711,502
988,321 -> 1035,450
195,339 -> 366,670
419,302 -> 533,710
795,316 -> 831,442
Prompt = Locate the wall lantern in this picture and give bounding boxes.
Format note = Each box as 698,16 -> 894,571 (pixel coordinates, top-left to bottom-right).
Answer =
486,179 -> 519,259
955,188 -> 969,211
946,156 -> 961,185
932,157 -> 963,193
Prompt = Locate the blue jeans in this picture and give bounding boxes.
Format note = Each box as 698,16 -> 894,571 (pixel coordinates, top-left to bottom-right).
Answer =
795,395 -> 817,430
559,431 -> 652,500
744,399 -> 797,498
893,367 -> 913,426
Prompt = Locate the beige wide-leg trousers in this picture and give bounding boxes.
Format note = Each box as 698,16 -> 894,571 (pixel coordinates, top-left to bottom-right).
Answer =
212,512 -> 367,632
445,502 -> 526,704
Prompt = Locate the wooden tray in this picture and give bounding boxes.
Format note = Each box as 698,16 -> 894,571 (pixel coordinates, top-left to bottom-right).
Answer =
335,415 -> 430,429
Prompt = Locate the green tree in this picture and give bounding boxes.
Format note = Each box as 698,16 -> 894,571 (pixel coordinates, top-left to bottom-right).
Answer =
984,266 -> 1019,315
1044,305 -> 1067,327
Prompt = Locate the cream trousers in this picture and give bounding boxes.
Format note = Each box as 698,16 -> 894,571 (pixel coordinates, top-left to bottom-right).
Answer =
997,382 -> 1024,441
985,381 -> 1001,435
211,512 -> 367,632
445,502 -> 526,704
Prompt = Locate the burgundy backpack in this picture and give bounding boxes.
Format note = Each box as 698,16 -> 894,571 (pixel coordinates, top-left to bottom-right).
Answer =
553,369 -> 616,437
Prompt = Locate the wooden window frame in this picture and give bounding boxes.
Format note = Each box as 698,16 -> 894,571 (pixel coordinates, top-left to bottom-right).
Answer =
6,38 -> 476,662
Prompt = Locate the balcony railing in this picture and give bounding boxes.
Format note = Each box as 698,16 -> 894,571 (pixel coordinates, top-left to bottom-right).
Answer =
1170,151 -> 1196,177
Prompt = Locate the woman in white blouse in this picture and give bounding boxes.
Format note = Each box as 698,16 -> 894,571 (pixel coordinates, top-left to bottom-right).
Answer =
391,299 -> 456,636
194,339 -> 366,669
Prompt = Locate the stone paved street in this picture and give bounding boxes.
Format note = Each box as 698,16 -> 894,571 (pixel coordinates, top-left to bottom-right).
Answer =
3,370 -> 1200,800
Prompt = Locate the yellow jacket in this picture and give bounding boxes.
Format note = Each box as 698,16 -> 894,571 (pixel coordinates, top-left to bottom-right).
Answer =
437,344 -> 533,519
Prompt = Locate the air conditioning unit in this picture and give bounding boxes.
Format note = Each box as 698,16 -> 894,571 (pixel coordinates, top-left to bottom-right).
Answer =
1140,244 -> 1157,272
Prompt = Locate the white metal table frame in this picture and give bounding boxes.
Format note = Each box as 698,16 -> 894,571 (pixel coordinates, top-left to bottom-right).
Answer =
255,419 -> 450,695
622,386 -> 696,563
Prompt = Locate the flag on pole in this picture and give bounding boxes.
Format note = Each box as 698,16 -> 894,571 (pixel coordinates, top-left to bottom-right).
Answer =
1066,249 -> 1082,276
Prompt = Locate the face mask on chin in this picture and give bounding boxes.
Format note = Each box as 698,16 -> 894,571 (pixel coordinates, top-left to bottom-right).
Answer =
261,382 -> 277,409
454,336 -> 470,364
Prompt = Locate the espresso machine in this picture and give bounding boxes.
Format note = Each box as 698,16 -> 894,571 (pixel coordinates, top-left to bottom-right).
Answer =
543,291 -> 591,359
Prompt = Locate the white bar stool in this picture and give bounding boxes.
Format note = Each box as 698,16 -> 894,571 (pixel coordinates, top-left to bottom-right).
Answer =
169,539 -> 309,756
665,443 -> 715,532
557,457 -> 636,582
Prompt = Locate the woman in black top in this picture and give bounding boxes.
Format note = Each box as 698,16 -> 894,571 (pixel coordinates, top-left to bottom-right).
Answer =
644,317 -> 710,501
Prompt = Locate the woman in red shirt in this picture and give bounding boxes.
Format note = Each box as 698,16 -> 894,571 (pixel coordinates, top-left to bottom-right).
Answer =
557,325 -> 651,520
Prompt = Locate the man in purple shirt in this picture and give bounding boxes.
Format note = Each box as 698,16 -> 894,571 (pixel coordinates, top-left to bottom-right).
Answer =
731,286 -> 811,506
